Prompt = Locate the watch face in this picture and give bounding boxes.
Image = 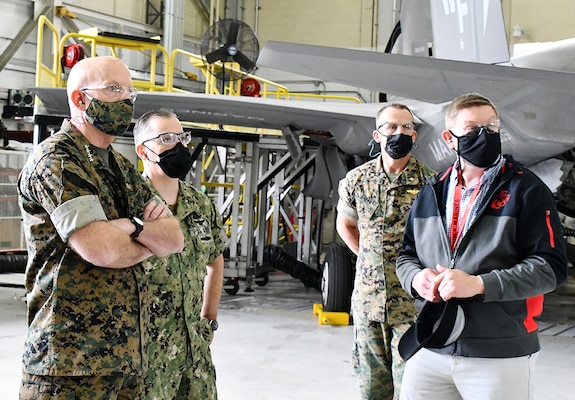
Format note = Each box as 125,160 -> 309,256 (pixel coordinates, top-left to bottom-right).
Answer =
209,320 -> 219,331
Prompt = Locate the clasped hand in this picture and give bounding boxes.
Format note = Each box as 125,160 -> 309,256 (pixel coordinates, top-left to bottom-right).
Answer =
412,265 -> 485,303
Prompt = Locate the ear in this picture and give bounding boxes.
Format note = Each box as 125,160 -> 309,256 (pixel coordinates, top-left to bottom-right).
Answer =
442,130 -> 455,149
135,143 -> 148,160
372,130 -> 382,143
71,90 -> 86,109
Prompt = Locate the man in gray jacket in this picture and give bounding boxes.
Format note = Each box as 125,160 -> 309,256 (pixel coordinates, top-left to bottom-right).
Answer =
396,93 -> 567,400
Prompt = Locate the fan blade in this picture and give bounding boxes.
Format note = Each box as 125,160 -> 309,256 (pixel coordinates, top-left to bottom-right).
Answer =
233,51 -> 255,72
225,21 -> 240,46
206,47 -> 229,64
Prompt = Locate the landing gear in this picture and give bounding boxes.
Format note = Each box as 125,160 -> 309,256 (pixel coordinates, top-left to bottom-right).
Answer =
255,272 -> 269,286
321,243 -> 354,312
224,278 -> 240,295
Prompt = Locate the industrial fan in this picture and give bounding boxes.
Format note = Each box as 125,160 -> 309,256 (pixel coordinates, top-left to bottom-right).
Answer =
200,19 -> 260,84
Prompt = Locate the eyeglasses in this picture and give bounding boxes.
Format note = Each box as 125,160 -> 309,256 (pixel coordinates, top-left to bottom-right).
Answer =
80,84 -> 138,102
450,120 -> 500,137
376,121 -> 415,136
143,132 -> 192,146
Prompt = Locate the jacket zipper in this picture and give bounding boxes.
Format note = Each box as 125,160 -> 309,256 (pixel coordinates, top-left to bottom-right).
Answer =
545,209 -> 555,248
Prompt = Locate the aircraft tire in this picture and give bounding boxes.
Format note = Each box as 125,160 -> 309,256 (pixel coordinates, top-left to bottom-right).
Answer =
321,243 -> 354,313
224,278 -> 240,295
255,272 -> 269,286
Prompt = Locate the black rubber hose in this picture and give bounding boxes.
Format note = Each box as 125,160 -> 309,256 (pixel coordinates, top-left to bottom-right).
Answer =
263,244 -> 321,290
0,251 -> 27,273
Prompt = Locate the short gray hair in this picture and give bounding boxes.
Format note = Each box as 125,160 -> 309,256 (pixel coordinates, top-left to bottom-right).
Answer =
133,109 -> 178,146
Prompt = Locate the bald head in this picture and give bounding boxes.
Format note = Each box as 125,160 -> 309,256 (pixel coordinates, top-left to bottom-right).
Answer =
67,56 -> 134,122
67,56 -> 131,95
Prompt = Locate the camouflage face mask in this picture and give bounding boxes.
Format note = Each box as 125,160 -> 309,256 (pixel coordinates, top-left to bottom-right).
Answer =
84,97 -> 134,136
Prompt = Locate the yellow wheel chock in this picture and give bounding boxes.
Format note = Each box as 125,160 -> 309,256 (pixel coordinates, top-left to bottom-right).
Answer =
313,303 -> 350,325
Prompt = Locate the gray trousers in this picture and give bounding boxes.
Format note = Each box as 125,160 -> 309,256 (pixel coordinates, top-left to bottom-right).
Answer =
400,348 -> 539,400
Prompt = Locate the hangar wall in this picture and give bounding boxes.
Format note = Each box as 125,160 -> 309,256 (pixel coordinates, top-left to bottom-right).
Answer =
66,0 -> 211,38
242,0 -> 394,50
502,0 -> 575,45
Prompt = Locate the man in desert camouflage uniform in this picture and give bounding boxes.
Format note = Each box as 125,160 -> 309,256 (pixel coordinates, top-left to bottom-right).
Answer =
133,110 -> 225,400
17,56 -> 184,400
336,104 -> 434,400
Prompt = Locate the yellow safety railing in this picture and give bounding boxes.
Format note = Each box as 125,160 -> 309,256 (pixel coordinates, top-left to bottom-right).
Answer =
37,18 -> 170,92
35,16 -> 60,87
169,48 -> 292,98
59,29 -> 170,92
36,16 -> 363,105
265,91 -> 362,103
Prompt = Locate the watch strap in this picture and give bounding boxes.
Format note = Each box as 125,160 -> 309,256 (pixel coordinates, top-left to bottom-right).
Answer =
130,217 -> 144,238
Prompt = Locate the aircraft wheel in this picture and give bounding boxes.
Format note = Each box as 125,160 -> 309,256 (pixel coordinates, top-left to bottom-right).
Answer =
322,243 -> 354,312
224,278 -> 240,295
255,272 -> 269,286
567,242 -> 575,278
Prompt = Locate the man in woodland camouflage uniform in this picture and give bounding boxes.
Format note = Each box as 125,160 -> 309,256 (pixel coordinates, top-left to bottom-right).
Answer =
17,56 -> 184,400
133,110 -> 225,400
336,104 -> 434,400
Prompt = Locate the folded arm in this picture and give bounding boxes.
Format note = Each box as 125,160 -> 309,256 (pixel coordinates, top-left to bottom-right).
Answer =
69,220 -> 153,269
64,196 -> 184,268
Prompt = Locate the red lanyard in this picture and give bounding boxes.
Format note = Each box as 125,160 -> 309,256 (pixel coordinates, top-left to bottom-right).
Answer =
450,172 -> 481,251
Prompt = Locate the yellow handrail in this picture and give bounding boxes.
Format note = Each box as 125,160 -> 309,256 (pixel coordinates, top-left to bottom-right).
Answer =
35,16 -> 364,106
169,48 -> 293,98
58,30 -> 170,91
35,16 -> 60,87
265,91 -> 363,103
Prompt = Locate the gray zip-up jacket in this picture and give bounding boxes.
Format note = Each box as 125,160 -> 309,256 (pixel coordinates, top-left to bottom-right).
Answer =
396,155 -> 567,358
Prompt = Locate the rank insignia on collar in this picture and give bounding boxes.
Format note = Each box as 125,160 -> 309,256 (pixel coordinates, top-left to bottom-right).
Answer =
84,144 -> 95,163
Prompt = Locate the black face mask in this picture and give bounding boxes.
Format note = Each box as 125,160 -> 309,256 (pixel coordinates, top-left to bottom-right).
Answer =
385,133 -> 413,159
146,143 -> 193,179
451,126 -> 501,168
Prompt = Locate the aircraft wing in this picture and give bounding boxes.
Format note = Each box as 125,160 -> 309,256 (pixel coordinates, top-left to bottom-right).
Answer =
31,87 -> 385,158
257,41 -> 575,168
257,41 -> 575,105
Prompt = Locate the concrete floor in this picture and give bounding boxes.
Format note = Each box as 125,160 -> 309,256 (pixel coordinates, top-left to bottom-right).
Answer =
1,273 -> 574,400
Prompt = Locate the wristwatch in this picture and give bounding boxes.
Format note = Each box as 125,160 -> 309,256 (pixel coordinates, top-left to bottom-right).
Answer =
130,216 -> 144,238
208,319 -> 219,331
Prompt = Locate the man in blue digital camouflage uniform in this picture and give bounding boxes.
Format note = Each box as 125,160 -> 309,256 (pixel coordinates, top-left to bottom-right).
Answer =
336,104 -> 434,400
17,56 -> 184,400
133,110 -> 225,400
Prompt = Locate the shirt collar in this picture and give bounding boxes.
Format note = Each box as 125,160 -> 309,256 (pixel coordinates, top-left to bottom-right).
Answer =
449,155 -> 504,188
